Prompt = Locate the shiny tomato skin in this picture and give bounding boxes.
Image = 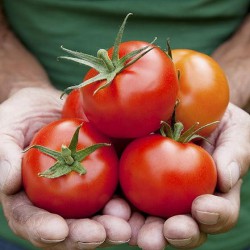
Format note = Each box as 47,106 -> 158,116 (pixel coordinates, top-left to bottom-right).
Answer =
119,134 -> 217,218
172,49 -> 229,137
61,89 -> 88,121
22,119 -> 118,218
81,41 -> 179,138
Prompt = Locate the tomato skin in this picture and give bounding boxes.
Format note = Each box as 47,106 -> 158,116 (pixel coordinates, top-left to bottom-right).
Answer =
81,41 -> 179,138
61,89 -> 88,121
22,119 -> 118,218
119,134 -> 217,218
172,49 -> 229,137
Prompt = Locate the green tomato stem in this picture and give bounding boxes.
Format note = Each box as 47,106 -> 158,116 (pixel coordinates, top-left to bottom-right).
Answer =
97,49 -> 115,72
61,145 -> 74,165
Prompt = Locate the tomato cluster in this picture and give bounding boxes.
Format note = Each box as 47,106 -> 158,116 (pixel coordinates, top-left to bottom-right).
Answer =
22,14 -> 229,219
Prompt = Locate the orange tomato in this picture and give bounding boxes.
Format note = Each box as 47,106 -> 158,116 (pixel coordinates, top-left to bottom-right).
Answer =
172,49 -> 230,137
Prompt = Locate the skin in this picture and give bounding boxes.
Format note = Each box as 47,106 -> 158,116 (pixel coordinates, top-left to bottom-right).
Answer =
0,2 -> 250,249
212,14 -> 250,111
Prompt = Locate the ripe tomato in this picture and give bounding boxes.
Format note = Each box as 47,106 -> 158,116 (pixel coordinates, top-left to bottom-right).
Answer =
61,89 -> 88,121
22,119 -> 118,218
61,14 -> 178,138
119,134 -> 217,218
81,41 -> 178,138
172,49 -> 229,137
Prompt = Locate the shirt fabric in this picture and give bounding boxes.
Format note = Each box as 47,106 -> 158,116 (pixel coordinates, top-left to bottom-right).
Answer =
1,0 -> 250,249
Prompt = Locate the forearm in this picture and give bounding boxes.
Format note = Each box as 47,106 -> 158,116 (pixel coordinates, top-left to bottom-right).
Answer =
0,4 -> 54,103
212,14 -> 250,111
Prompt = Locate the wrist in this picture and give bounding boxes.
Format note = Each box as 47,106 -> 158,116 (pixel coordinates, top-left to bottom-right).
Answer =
0,15 -> 53,102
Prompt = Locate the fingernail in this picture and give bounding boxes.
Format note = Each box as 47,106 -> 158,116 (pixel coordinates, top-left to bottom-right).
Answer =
228,162 -> 240,189
196,211 -> 219,225
106,239 -> 130,245
41,238 -> 66,244
77,241 -> 104,249
166,237 -> 192,247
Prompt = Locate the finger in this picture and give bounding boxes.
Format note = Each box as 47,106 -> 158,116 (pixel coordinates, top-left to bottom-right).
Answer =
128,212 -> 145,246
102,196 -> 131,220
163,215 -> 207,249
203,104 -> 250,192
1,192 -> 69,248
192,179 -> 242,234
144,216 -> 164,224
94,214 -> 131,246
137,217 -> 167,250
57,219 -> 106,250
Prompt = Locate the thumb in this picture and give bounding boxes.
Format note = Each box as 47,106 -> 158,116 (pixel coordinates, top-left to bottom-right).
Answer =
211,104 -> 250,192
0,88 -> 63,195
0,136 -> 23,195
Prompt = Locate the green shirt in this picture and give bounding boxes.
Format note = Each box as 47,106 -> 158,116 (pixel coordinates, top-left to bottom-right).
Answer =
2,0 -> 250,249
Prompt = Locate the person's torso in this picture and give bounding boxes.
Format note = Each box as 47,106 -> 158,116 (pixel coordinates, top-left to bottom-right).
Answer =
3,0 -> 250,90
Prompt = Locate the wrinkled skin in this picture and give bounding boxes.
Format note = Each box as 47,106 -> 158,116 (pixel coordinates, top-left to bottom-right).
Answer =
0,88 -> 249,250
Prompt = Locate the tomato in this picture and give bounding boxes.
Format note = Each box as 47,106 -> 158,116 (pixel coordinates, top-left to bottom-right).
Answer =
61,14 -> 178,138
172,49 -> 229,137
22,119 -> 118,218
61,89 -> 88,121
119,134 -> 217,218
81,41 -> 178,138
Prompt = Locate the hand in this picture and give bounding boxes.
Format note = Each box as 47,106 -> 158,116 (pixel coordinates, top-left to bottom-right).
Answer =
127,103 -> 250,250
0,87 -> 131,249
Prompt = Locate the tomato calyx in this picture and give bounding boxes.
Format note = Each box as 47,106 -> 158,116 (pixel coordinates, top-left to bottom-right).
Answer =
23,124 -> 110,178
59,13 -> 156,96
160,102 -> 219,143
160,120 -> 219,143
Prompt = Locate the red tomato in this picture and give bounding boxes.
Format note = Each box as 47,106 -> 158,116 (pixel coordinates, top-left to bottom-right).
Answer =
22,119 -> 118,218
81,41 -> 178,138
61,89 -> 88,121
119,134 -> 217,218
172,49 -> 229,137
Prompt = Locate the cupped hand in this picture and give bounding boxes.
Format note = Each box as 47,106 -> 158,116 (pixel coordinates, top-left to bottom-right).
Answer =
128,103 -> 250,250
0,87 -> 131,249
1,193 -> 132,250
0,87 -> 63,195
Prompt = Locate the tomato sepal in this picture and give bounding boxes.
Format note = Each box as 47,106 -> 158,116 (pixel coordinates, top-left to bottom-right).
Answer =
59,13 -> 157,96
160,120 -> 219,144
160,100 -> 219,143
